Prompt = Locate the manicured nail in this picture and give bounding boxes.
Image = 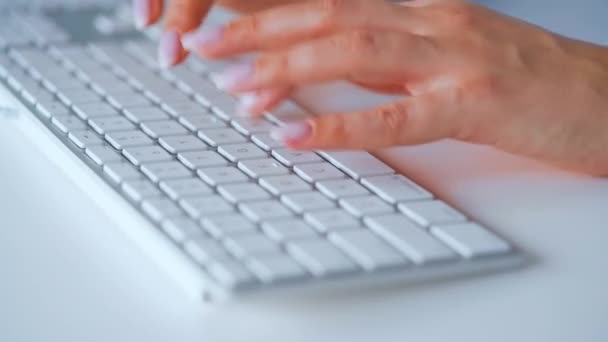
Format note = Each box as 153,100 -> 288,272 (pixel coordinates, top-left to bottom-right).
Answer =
236,92 -> 260,116
132,0 -> 150,29
158,30 -> 181,68
210,61 -> 254,91
181,25 -> 224,51
270,121 -> 312,143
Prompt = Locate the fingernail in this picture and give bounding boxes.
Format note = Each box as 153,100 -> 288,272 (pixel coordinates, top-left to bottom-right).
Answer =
210,61 -> 254,91
132,0 -> 149,29
270,121 -> 312,143
181,25 -> 225,51
236,92 -> 259,116
158,30 -> 181,68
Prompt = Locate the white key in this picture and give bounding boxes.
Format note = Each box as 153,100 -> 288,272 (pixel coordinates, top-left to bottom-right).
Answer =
272,149 -> 322,167
36,99 -> 70,118
160,178 -> 212,200
103,162 -> 142,184
161,101 -> 206,116
259,175 -> 312,195
197,167 -> 249,186
261,219 -> 318,241
85,145 -> 123,165
329,229 -> 407,270
198,128 -> 247,147
217,183 -> 272,203
316,179 -> 370,200
251,133 -> 282,151
68,130 -> 103,148
105,130 -> 153,150
159,135 -> 208,154
51,115 -> 87,133
247,254 -> 309,283
365,215 -> 457,264
141,161 -> 192,182
184,238 -> 230,265
201,215 -> 257,238
431,223 -> 511,258
304,209 -> 361,232
398,200 -> 467,227
281,192 -> 335,213
362,175 -> 433,204
73,102 -> 118,119
207,260 -> 257,289
122,179 -> 162,202
178,150 -> 228,170
224,233 -> 281,258
319,151 -> 394,179
264,100 -> 309,124
231,118 -> 274,135
141,120 -> 188,138
123,106 -> 169,123
239,200 -> 293,222
89,116 -> 135,134
339,196 -> 394,217
293,162 -> 345,183
179,195 -> 234,218
141,198 -> 183,222
123,146 -> 172,165
238,158 -> 290,178
161,217 -> 204,243
218,143 -> 267,162
178,113 -> 225,131
286,239 -> 358,276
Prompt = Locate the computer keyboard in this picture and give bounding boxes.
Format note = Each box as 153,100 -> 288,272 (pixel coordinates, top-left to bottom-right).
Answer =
0,5 -> 522,301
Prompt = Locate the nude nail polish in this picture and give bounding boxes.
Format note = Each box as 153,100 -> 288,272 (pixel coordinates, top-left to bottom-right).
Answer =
270,122 -> 312,143
181,25 -> 224,51
132,0 -> 149,29
158,30 -> 181,68
210,61 -> 254,91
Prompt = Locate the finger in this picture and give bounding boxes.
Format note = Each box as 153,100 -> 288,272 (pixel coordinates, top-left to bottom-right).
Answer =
210,30 -> 435,93
235,86 -> 293,117
182,0 -> 428,58
159,0 -> 213,67
270,90 -> 464,150
350,80 -> 410,95
133,0 -> 164,28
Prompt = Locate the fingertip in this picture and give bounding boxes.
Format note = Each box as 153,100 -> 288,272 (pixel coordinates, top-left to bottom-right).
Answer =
158,30 -> 182,68
181,24 -> 225,53
270,121 -> 313,146
133,0 -> 151,29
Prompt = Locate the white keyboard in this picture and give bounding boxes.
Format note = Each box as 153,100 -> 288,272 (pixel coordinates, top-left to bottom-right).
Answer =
0,11 -> 523,301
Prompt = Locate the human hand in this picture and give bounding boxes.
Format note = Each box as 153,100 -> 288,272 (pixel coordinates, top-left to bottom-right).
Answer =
181,0 -> 608,175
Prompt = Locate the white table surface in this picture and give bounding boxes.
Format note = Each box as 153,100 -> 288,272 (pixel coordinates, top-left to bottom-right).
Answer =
1,1 -> 607,341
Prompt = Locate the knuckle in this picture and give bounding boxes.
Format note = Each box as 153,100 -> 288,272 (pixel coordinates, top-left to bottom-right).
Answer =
377,103 -> 409,142
226,14 -> 260,36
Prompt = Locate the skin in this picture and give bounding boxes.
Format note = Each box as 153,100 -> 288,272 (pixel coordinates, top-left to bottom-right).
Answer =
136,0 -> 608,175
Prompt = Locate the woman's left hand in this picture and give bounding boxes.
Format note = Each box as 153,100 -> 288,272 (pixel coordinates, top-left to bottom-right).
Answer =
181,0 -> 608,175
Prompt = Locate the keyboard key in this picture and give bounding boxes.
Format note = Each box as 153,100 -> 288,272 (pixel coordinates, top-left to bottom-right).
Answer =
105,130 -> 153,149
85,144 -> 123,165
141,161 -> 192,182
329,229 -> 407,270
339,196 -> 394,217
239,200 -> 293,222
247,254 -> 309,283
286,239 -> 358,276
197,166 -> 249,186
217,183 -> 272,203
304,209 -> 361,232
198,128 -> 246,147
238,158 -> 290,178
294,162 -> 345,183
265,100 -> 309,124
259,175 -> 312,195
319,151 -> 394,179
261,219 -> 318,241
123,145 -> 172,165
207,260 -> 257,289
178,113 -> 225,131
103,162 -> 142,184
281,192 -> 335,213
365,215 -> 457,264
141,120 -> 188,138
89,116 -> 135,134
73,102 -> 118,119
159,135 -> 208,154
179,195 -> 234,218
272,149 -> 322,167
251,133 -> 282,151
430,223 -> 511,258
201,215 -> 257,238
398,200 -> 467,227
36,99 -> 70,118
68,130 -> 103,148
142,198 -> 183,222
51,114 -> 87,133
231,118 -> 274,135
122,179 -> 162,202
123,106 -> 169,123
184,238 -> 230,265
159,178 -> 212,200
362,175 -> 433,204
224,233 -> 281,258
178,150 -> 228,170
161,217 -> 204,243
316,179 -> 370,200
218,143 -> 267,162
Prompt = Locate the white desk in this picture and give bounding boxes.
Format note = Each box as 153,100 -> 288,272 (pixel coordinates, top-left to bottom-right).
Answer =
1,1 -> 607,341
